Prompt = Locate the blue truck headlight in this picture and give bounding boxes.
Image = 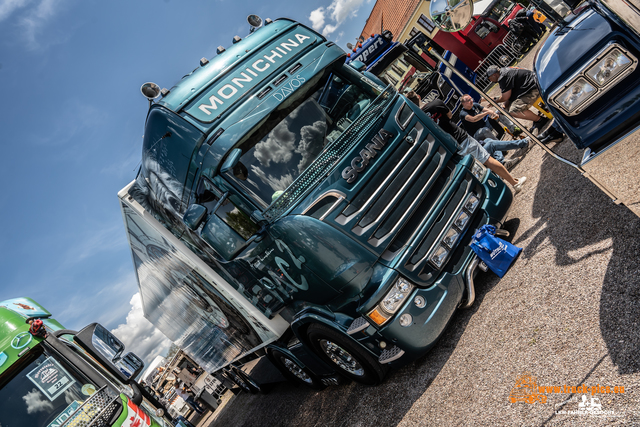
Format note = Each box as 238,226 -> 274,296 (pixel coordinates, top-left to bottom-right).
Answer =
367,277 -> 415,326
586,48 -> 633,86
442,227 -> 461,248
464,194 -> 480,213
454,211 -> 471,229
471,160 -> 487,181
556,78 -> 596,113
550,43 -> 637,116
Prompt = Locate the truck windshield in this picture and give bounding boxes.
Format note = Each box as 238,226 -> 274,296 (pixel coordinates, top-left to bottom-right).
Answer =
225,69 -> 380,208
0,344 -> 111,427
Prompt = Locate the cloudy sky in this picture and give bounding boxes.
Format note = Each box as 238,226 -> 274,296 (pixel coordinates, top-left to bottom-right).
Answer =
0,0 -> 375,366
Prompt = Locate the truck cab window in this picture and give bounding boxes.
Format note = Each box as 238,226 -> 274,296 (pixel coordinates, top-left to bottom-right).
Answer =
223,68 -> 378,208
0,346 -> 109,427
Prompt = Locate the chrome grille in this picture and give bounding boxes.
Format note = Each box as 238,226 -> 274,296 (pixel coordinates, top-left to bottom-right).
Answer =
405,174 -> 478,277
336,125 -> 455,255
263,87 -> 397,221
474,44 -> 519,91
59,387 -> 121,427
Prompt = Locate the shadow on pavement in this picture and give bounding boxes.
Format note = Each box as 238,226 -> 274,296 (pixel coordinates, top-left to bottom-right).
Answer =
514,140 -> 640,375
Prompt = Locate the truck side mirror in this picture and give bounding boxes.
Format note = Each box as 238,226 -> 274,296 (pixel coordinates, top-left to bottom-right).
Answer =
349,60 -> 366,72
220,148 -> 242,174
429,0 -> 474,32
183,204 -> 208,230
74,323 -> 144,383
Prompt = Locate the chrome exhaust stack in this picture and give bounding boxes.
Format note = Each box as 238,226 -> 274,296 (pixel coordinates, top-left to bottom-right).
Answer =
462,226 -> 506,308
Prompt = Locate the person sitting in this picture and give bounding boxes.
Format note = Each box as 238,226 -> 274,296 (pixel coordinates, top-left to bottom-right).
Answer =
486,65 -> 549,133
421,98 -> 527,193
459,94 -> 521,140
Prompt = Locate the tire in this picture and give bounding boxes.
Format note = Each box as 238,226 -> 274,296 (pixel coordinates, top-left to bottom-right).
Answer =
231,366 -> 263,394
267,348 -> 326,390
222,368 -> 252,393
306,323 -> 388,386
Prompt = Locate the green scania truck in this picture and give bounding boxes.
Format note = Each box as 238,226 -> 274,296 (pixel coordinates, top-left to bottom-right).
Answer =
119,16 -> 514,389
0,297 -> 172,427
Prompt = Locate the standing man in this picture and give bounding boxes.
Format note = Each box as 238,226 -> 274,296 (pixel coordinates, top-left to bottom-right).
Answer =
421,98 -> 527,193
486,65 -> 549,132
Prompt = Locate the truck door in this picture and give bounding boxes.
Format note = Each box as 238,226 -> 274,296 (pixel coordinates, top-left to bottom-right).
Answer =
190,173 -> 342,319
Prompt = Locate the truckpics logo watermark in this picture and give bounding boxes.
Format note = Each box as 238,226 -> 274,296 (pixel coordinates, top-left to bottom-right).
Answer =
509,373 -> 625,416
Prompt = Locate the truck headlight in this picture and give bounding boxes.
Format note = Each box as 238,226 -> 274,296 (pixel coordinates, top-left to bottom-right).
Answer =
429,245 -> 449,268
471,160 -> 487,181
555,78 -> 596,113
425,193 -> 479,269
550,43 -> 637,116
367,277 -> 415,326
586,47 -> 633,86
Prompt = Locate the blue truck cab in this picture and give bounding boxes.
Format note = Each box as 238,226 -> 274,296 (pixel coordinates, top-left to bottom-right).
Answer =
120,18 -> 513,388
534,0 -> 640,215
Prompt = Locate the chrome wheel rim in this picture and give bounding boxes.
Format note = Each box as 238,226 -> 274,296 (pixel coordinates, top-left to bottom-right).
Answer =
281,357 -> 313,384
319,339 -> 364,376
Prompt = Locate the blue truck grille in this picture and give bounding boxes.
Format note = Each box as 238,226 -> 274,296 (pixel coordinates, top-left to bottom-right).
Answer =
263,87 -> 397,221
334,124 -> 458,262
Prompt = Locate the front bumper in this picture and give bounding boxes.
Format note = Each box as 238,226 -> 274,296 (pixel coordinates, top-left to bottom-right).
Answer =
351,211 -> 503,366
347,170 -> 513,367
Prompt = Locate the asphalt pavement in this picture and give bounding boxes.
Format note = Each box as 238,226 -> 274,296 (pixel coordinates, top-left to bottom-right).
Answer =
203,38 -> 640,427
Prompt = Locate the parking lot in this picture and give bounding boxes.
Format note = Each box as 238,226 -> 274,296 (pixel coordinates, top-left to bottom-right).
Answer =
201,40 -> 640,427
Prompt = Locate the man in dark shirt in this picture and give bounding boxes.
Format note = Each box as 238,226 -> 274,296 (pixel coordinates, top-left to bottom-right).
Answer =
421,99 -> 527,193
487,65 -> 549,132
460,94 -> 532,165
459,94 -> 522,140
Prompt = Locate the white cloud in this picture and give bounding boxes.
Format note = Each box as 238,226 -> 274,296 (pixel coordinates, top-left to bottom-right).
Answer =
1,0 -> 71,49
296,120 -> 326,173
0,0 -> 31,22
309,7 -> 325,32
253,121 -> 296,167
311,0 -> 364,37
20,0 -> 67,49
23,389 -> 54,414
329,0 -> 364,24
111,293 -> 173,367
250,165 -> 294,192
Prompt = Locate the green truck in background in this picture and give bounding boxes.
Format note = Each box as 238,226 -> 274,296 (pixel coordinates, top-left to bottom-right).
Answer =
0,297 -> 174,427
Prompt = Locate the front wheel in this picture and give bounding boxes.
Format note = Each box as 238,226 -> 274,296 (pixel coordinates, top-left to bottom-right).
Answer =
306,323 -> 388,386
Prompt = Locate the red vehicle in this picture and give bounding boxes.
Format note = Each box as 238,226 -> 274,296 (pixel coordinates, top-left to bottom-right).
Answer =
428,0 -> 530,89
